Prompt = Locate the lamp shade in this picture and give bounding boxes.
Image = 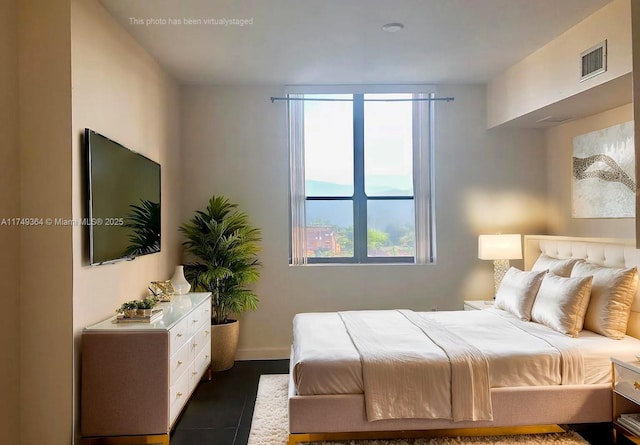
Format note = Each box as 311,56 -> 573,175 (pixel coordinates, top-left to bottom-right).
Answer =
478,234 -> 522,260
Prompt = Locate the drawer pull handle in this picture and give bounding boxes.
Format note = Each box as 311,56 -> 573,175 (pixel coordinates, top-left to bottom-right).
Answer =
205,330 -> 210,335
193,343 -> 198,348
176,392 -> 183,398
192,319 -> 198,323
177,360 -> 183,366
192,371 -> 198,375
176,333 -> 183,338
634,381 -> 640,391
205,355 -> 209,359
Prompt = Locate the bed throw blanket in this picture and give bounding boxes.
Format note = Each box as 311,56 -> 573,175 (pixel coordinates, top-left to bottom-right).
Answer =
338,310 -> 492,422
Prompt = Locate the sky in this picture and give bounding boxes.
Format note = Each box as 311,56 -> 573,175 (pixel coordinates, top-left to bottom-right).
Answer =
303,93 -> 413,194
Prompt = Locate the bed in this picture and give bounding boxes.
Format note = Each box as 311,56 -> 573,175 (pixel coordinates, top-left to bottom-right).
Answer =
287,235 -> 640,444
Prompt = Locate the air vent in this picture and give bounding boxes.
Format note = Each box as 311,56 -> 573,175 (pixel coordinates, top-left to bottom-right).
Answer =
536,116 -> 572,124
580,40 -> 607,81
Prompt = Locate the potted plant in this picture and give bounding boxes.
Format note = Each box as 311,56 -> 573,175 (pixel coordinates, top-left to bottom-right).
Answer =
117,300 -> 140,318
137,297 -> 158,317
180,195 -> 262,371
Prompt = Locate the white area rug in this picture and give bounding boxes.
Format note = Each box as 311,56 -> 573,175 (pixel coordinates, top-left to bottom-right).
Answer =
247,374 -> 590,445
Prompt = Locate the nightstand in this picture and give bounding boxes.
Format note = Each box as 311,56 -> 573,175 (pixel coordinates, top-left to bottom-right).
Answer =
612,358 -> 640,444
463,300 -> 494,311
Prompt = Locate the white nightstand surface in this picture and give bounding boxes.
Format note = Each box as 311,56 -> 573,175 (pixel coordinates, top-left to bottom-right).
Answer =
463,300 -> 494,311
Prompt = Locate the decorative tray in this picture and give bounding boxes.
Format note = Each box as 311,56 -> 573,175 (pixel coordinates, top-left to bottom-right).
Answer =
115,309 -> 163,323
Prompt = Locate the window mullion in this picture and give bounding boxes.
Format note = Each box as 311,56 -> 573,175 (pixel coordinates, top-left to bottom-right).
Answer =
353,94 -> 366,262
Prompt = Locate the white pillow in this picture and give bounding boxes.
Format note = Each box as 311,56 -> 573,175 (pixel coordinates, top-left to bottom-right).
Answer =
495,268 -> 546,321
531,254 -> 582,277
531,273 -> 593,337
571,262 -> 638,339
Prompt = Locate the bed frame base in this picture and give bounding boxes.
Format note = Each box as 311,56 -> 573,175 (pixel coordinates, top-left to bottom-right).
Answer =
288,425 -> 565,444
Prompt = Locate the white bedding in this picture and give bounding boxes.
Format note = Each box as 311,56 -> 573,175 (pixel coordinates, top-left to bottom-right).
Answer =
339,310 -> 493,421
292,308 -> 640,397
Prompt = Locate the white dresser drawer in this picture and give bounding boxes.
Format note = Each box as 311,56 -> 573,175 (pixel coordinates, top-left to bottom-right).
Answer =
189,344 -> 211,390
170,316 -> 190,356
170,367 -> 191,423
169,340 -> 191,385
193,325 -> 210,357
187,303 -> 210,336
195,341 -> 211,377
614,360 -> 640,404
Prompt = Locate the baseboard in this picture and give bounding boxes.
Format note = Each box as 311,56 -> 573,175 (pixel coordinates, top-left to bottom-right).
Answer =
236,347 -> 291,361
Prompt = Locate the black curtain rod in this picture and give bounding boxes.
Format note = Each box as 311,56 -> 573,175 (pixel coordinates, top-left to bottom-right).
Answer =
270,96 -> 454,103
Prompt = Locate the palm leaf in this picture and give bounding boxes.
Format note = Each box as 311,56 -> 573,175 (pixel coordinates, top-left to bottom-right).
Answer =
123,200 -> 160,256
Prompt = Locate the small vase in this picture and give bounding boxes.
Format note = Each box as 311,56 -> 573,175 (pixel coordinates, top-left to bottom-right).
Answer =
171,265 -> 191,295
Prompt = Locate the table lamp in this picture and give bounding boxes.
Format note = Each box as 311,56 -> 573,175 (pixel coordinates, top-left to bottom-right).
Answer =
478,234 -> 523,296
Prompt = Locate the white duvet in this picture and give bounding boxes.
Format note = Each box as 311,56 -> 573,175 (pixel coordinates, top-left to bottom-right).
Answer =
292,308 -> 640,418
339,309 -> 494,421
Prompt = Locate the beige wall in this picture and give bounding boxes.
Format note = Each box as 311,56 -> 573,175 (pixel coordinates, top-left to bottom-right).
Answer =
633,0 -> 640,246
180,84 -> 547,359
70,0 -> 181,441
545,103 -> 634,238
0,0 -> 20,443
487,0 -> 632,128
18,1 -> 74,445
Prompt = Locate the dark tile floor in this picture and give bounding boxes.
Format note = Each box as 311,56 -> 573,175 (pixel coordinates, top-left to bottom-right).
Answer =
170,359 -> 618,445
171,359 -> 289,445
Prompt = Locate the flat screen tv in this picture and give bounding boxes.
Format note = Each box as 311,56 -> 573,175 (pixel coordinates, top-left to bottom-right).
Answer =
85,129 -> 161,265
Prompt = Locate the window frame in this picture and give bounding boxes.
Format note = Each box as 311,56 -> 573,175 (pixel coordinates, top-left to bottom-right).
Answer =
287,85 -> 436,265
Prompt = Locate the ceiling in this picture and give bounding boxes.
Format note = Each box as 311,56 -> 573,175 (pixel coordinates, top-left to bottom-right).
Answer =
99,0 -> 613,86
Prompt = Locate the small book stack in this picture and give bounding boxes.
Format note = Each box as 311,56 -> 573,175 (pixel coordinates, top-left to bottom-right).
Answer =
617,413 -> 640,436
116,308 -> 163,323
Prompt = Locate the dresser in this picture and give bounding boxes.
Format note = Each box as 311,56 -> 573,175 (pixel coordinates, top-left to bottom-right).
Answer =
81,293 -> 212,444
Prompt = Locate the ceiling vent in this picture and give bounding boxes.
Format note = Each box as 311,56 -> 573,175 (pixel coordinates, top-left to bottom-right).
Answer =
580,40 -> 607,82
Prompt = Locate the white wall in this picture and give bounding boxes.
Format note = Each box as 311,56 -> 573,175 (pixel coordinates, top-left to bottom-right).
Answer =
0,0 -> 19,443
71,0 -> 181,441
487,0 -> 632,128
180,84 -> 547,359
545,103 -> 634,238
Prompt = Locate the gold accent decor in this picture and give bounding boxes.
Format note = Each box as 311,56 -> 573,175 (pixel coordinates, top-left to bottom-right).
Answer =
81,434 -> 169,445
287,425 -> 565,445
149,280 -> 174,301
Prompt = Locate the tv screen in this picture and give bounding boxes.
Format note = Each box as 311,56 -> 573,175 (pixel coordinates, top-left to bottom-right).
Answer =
85,129 -> 161,265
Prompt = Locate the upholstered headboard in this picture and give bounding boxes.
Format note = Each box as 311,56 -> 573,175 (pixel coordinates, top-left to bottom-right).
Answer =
524,235 -> 640,339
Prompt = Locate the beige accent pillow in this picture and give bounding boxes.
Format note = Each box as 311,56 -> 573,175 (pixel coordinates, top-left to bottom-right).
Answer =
495,267 -> 546,321
531,273 -> 593,337
531,254 -> 582,277
570,262 -> 638,339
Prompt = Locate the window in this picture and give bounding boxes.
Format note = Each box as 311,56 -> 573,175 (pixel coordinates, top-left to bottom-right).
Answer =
288,88 -> 435,264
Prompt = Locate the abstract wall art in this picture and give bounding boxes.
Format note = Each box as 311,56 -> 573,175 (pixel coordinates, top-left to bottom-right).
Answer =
572,121 -> 635,218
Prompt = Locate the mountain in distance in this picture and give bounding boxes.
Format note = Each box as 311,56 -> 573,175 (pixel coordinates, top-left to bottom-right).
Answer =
306,180 -> 352,196
305,175 -> 414,229
306,175 -> 412,197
